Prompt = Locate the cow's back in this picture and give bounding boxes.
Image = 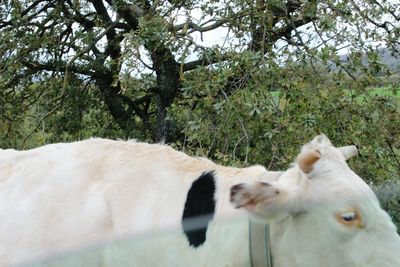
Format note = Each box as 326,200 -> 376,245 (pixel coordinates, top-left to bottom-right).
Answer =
0,139 -> 268,266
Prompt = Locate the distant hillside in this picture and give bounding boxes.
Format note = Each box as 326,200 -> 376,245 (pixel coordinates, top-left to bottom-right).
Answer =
339,46 -> 400,71
378,46 -> 400,70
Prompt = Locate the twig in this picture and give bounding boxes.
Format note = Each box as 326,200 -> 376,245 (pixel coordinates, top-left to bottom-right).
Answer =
62,15 -> 120,97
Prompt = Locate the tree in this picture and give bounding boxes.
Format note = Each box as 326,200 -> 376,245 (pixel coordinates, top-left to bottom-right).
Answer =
1,0 -> 397,143
0,0 -> 399,171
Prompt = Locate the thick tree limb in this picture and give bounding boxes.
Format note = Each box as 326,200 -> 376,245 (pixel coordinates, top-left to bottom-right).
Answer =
183,53 -> 230,72
111,0 -> 141,30
20,60 -> 100,78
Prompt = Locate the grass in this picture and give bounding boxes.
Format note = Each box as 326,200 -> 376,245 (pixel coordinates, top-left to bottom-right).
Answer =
348,86 -> 400,102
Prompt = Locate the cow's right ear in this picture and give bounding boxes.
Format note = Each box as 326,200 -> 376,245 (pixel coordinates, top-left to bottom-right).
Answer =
297,149 -> 321,173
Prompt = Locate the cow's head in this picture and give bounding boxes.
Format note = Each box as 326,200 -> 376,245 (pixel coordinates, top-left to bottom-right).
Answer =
230,134 -> 400,266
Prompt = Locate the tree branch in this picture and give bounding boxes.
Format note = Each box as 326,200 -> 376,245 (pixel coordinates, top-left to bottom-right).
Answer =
183,53 -> 230,72
21,0 -> 49,17
20,60 -> 101,78
111,0 -> 142,30
174,18 -> 229,33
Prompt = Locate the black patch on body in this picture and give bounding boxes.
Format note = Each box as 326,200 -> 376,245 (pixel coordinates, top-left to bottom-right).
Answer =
182,171 -> 216,247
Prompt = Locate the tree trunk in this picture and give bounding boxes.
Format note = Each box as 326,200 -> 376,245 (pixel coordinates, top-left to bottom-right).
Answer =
151,46 -> 180,143
96,77 -> 134,135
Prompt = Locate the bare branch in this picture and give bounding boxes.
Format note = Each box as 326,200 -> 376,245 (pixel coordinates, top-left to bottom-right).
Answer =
350,0 -> 393,36
62,16 -> 121,89
174,18 -> 229,33
183,52 -> 230,72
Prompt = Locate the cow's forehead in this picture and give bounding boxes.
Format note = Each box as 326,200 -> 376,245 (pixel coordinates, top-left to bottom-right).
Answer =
309,158 -> 374,195
282,140 -> 379,209
313,168 -> 381,217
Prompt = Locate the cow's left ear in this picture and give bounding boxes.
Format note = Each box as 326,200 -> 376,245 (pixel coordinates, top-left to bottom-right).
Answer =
338,145 -> 358,161
297,149 -> 321,173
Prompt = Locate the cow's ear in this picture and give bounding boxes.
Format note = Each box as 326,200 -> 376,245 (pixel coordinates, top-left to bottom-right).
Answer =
338,145 -> 358,161
297,149 -> 321,173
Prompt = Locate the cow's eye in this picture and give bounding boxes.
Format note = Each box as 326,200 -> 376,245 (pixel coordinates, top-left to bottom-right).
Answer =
336,208 -> 364,228
341,211 -> 357,222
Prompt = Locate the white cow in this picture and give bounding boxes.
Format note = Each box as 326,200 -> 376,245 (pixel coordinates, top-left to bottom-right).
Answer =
0,135 -> 399,267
